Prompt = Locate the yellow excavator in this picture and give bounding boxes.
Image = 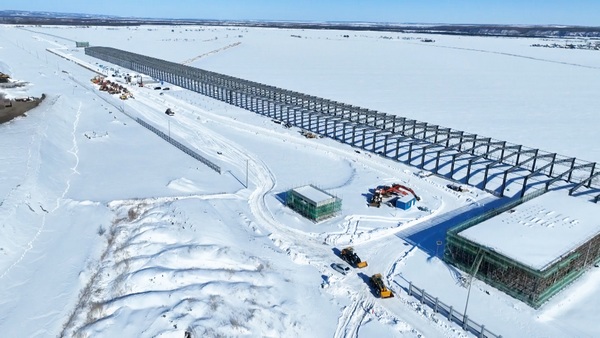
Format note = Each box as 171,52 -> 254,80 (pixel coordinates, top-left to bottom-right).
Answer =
370,273 -> 394,298
340,247 -> 368,268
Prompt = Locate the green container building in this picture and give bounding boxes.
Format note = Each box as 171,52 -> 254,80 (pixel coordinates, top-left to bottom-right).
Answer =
286,185 -> 342,222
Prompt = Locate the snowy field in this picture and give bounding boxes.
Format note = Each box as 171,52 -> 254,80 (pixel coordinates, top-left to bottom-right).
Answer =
0,24 -> 599,338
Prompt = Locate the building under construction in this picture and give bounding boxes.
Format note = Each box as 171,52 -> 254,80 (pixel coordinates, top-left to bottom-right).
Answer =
445,191 -> 600,308
286,185 -> 342,222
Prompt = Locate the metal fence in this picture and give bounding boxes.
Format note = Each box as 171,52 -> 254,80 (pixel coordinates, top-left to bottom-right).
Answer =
407,282 -> 502,338
56,61 -> 221,175
134,117 -> 221,174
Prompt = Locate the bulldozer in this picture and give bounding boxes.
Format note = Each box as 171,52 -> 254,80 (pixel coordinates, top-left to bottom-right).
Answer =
340,247 -> 368,268
370,273 -> 394,298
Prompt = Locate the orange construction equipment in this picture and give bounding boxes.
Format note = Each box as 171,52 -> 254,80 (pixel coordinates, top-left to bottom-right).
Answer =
368,183 -> 420,208
377,184 -> 420,201
370,273 -> 394,298
340,247 -> 368,268
395,184 -> 421,201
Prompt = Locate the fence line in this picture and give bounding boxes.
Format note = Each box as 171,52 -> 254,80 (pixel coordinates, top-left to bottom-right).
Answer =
134,117 -> 221,174
58,65 -> 221,174
407,281 -> 502,338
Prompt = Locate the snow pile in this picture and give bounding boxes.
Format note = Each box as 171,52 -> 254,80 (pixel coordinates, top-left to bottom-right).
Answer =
166,177 -> 201,193
62,199 -> 310,337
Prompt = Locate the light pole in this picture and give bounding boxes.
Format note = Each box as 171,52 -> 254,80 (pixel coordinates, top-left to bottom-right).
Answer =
463,251 -> 484,327
463,275 -> 474,325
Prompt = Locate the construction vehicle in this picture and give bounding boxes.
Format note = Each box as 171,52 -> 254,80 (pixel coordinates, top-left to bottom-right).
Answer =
300,130 -> 317,138
0,72 -> 10,83
370,273 -> 394,298
368,190 -> 383,207
368,185 -> 403,208
368,182 -> 421,208
165,108 -> 175,116
381,184 -> 420,201
397,184 -> 420,201
90,75 -> 104,84
377,185 -> 402,198
447,184 -> 468,192
340,247 -> 368,268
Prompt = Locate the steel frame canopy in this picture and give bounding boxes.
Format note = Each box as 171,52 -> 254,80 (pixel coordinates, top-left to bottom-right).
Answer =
86,46 -> 600,201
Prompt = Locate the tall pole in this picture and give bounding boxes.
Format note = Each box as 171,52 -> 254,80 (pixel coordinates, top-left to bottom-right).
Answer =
463,276 -> 474,324
463,251 -> 484,326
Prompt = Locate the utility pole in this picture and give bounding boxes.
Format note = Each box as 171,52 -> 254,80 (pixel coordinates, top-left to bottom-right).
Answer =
463,250 -> 484,326
245,159 -> 249,188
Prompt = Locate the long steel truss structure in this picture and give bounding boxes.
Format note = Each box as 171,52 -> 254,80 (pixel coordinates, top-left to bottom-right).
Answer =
85,46 -> 599,201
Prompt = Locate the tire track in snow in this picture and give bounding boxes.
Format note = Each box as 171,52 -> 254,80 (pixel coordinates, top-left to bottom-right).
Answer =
180,41 -> 242,65
408,40 -> 600,70
0,98 -> 52,279
0,98 -> 61,222
333,296 -> 373,338
60,101 -> 82,200
0,98 -> 82,280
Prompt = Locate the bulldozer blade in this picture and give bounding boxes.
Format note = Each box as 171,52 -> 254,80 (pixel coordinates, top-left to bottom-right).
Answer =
357,261 -> 368,268
380,290 -> 394,298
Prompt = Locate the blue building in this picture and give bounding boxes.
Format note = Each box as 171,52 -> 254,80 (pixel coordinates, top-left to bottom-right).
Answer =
396,194 -> 416,210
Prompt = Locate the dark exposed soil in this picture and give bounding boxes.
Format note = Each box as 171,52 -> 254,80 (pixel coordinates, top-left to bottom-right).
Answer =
0,94 -> 45,124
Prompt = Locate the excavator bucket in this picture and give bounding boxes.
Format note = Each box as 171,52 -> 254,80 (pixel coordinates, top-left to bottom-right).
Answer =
357,261 -> 368,268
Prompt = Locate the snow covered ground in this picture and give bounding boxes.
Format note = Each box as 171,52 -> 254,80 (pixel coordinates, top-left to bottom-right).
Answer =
0,24 -> 599,337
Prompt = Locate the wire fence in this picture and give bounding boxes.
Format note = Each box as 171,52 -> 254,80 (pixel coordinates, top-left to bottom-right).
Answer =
407,282 -> 502,338
134,117 -> 221,174
53,61 -> 222,175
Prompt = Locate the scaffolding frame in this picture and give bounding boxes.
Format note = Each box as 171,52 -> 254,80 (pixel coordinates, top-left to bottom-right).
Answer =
444,189 -> 600,308
285,185 -> 342,222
